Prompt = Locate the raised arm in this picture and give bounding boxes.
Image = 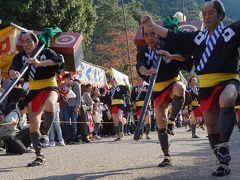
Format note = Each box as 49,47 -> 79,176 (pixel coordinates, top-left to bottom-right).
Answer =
141,15 -> 169,38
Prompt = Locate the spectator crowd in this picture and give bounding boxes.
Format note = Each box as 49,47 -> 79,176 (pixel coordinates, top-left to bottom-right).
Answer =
0,70 -> 239,155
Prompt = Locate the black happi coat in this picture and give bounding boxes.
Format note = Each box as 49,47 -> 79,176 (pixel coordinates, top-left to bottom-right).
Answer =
10,48 -> 64,82
131,84 -> 148,104
164,21 -> 240,99
10,48 -> 64,106
136,46 -> 193,83
105,85 -> 129,110
187,85 -> 200,110
136,43 -> 193,99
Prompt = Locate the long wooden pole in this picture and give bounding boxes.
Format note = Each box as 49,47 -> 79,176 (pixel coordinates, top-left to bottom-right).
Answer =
134,54 -> 163,140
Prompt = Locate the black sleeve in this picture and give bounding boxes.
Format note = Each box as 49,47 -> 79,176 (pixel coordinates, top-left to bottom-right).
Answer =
230,20 -> 240,47
44,48 -> 64,74
44,48 -> 64,64
164,30 -> 197,55
161,31 -> 196,73
9,53 -> 24,72
136,47 -> 151,82
172,55 -> 194,73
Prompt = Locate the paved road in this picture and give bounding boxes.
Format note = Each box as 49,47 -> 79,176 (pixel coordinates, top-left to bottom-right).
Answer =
0,126 -> 239,180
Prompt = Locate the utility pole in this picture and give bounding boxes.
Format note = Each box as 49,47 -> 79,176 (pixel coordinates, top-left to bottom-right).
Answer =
181,0 -> 184,17
121,0 -> 133,86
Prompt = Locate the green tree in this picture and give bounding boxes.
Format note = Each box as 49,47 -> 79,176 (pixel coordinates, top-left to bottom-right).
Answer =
0,0 -> 96,45
85,0 -> 142,70
134,0 -> 200,20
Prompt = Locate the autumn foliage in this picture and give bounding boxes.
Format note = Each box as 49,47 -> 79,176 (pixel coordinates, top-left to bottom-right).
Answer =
95,30 -> 138,82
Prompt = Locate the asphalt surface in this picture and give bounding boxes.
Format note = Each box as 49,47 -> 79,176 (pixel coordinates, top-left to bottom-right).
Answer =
0,126 -> 239,180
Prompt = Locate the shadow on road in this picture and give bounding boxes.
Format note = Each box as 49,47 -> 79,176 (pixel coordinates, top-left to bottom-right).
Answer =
31,165 -> 154,180
0,165 -> 27,173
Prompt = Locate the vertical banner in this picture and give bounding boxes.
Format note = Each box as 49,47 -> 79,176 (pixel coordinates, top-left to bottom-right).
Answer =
0,26 -> 20,79
75,61 -> 107,87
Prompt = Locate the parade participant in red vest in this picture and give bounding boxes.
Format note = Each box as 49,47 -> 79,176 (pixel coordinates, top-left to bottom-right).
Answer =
9,32 -> 64,166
